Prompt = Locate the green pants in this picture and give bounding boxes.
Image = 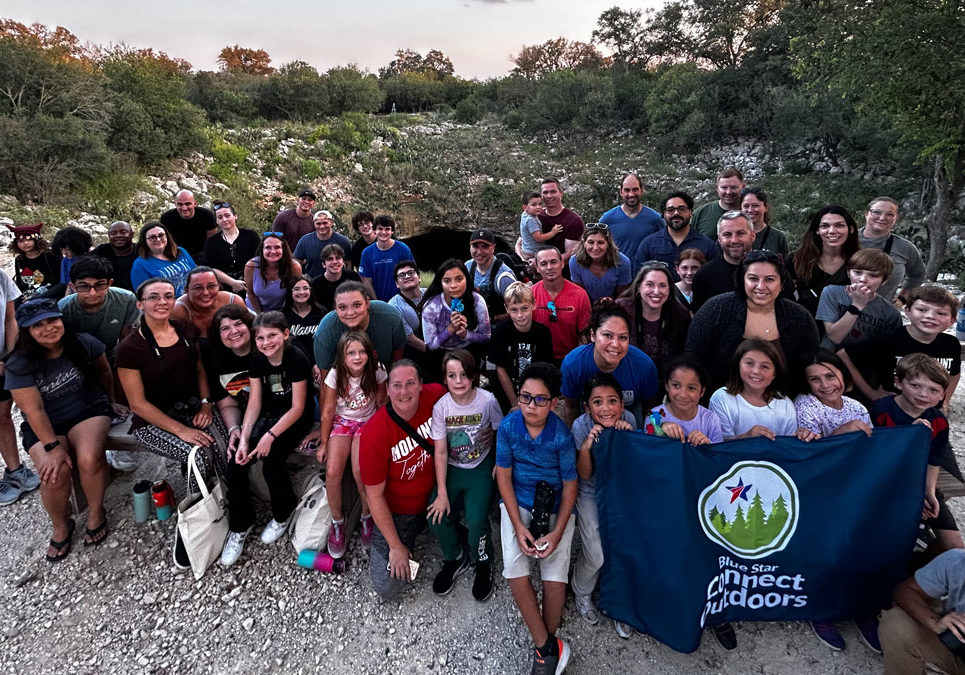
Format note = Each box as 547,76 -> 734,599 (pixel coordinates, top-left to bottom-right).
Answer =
429,454 -> 495,563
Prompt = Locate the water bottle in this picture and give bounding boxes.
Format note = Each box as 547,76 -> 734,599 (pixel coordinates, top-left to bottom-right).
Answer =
297,549 -> 346,574
956,305 -> 965,340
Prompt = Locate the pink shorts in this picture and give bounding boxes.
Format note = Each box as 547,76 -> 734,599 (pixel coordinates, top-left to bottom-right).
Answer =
331,415 -> 366,438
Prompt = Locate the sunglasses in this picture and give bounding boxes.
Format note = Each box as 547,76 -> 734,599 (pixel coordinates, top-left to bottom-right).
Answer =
518,392 -> 552,407
263,231 -> 284,238
584,222 -> 609,232
19,300 -> 58,317
213,202 -> 233,211
745,250 -> 784,265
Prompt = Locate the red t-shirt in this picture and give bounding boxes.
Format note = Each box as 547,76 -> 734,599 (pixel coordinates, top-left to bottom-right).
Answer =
532,280 -> 592,361
359,383 -> 446,515
538,207 -> 584,251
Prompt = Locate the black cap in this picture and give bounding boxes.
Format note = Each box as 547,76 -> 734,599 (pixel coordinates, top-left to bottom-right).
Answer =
298,190 -> 317,200
469,228 -> 495,244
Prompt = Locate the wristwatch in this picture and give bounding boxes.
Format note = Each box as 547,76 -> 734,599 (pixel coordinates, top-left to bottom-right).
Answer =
845,304 -> 862,316
200,398 -> 212,405
43,439 -> 61,452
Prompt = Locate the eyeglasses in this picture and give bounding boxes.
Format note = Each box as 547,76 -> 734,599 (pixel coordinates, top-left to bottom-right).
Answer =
396,270 -> 418,279
518,392 -> 552,407
663,206 -> 691,214
213,202 -> 232,211
75,280 -> 110,293
547,300 -> 558,322
744,250 -> 784,265
146,233 -> 167,242
188,283 -> 220,293
263,231 -> 284,238
143,293 -> 176,303
584,222 -> 609,231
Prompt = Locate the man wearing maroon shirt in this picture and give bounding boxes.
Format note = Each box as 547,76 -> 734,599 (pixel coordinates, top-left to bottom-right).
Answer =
537,178 -> 584,266
360,360 -> 445,600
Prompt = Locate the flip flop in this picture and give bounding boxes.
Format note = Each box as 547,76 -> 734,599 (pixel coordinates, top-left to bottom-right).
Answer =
46,519 -> 75,563
84,517 -> 108,547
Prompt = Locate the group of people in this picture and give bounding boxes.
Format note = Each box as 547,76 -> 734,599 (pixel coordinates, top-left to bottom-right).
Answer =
0,169 -> 960,675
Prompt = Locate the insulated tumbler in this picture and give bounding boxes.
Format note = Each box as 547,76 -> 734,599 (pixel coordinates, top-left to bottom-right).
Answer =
297,550 -> 347,574
133,480 -> 152,522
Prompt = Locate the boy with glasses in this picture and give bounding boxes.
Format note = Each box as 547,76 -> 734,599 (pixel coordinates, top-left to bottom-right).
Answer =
496,362 -> 577,675
58,256 -> 138,360
387,260 -> 426,357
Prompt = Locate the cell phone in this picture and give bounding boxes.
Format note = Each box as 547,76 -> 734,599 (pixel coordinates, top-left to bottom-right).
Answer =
940,628 -> 965,656
386,559 -> 420,580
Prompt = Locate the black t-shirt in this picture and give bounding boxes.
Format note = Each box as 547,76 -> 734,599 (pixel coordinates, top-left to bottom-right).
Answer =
202,229 -> 261,281
311,270 -> 362,313
202,343 -> 252,409
846,327 -> 962,393
284,308 -> 326,360
248,345 -> 313,420
690,256 -> 738,313
160,207 -> 218,259
91,243 -> 138,291
14,252 -> 62,299
487,319 -> 554,392
350,238 -> 371,270
115,321 -> 201,428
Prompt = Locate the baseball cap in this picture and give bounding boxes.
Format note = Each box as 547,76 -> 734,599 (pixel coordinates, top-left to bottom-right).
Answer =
16,298 -> 63,328
469,228 -> 495,245
313,210 -> 334,221
298,190 -> 317,200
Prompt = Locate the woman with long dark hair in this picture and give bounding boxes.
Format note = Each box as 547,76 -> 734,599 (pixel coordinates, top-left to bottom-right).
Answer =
788,206 -> 861,317
617,261 -> 691,365
284,274 -> 326,361
130,222 -> 197,296
244,233 -> 302,312
116,278 -> 226,489
420,258 -> 491,376
4,299 -> 119,559
740,187 -> 789,258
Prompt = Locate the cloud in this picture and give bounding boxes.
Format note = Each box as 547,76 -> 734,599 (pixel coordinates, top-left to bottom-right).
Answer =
468,0 -> 533,3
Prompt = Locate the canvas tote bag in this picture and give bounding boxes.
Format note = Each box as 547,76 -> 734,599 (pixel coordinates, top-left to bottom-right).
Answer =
176,446 -> 229,580
289,467 -> 331,554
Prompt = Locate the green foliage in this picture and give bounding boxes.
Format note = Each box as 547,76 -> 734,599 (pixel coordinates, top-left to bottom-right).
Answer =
710,492 -> 789,549
326,66 -> 385,113
301,159 -> 324,180
328,112 -> 375,154
78,157 -> 147,216
454,96 -> 485,124
258,61 -> 329,122
645,64 -> 719,150
307,123 -> 332,144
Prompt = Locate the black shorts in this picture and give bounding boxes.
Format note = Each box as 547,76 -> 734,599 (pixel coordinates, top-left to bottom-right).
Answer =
21,399 -> 112,451
925,490 -> 958,532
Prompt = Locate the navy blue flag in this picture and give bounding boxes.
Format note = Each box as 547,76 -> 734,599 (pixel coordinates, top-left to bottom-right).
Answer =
594,426 -> 929,653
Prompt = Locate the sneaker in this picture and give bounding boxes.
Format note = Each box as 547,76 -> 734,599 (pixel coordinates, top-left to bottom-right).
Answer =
710,622 -> 737,650
360,514 -> 374,550
219,525 -> 253,567
574,594 -> 600,626
531,638 -> 569,675
472,560 -> 494,601
613,620 -> 633,639
432,551 -> 471,596
327,520 -> 346,559
854,616 -> 881,654
0,478 -> 21,506
260,516 -> 292,544
172,529 -> 191,570
6,465 -> 40,492
105,450 -> 138,472
811,621 -> 845,651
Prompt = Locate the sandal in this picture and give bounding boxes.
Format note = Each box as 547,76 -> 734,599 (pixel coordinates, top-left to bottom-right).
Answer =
84,517 -> 108,547
46,519 -> 75,563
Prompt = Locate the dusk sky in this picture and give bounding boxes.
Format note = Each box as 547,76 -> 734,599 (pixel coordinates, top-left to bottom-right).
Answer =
3,1 -> 661,79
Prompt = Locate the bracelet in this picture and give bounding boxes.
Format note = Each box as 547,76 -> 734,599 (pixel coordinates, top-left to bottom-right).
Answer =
228,425 -> 240,433
267,429 -> 277,439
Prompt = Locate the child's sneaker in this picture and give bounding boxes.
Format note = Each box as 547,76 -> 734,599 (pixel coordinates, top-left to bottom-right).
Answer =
811,621 -> 846,651
574,594 -> 600,626
432,551 -> 470,596
531,637 -> 569,675
220,525 -> 253,567
260,516 -> 292,544
360,513 -> 374,550
472,560 -> 494,601
327,519 -> 346,559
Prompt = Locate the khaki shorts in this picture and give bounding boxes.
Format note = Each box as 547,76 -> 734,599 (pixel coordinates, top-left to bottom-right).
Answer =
499,502 -> 575,583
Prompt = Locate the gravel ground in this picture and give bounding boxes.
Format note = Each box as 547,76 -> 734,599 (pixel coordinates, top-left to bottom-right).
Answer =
0,385 -> 962,675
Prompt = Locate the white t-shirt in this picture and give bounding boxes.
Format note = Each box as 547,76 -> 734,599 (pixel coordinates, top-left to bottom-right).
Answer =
709,388 -> 797,440
430,388 -> 503,470
0,270 -> 21,351
323,364 -> 387,422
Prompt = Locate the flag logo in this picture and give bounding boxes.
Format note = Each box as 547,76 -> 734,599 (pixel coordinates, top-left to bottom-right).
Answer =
698,461 -> 799,559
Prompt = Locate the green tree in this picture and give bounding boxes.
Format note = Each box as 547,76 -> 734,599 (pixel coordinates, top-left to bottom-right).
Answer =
792,0 -> 965,278
592,7 -> 650,71
326,66 -> 384,114
746,491 -> 767,535
258,61 -> 329,122
645,63 -> 719,150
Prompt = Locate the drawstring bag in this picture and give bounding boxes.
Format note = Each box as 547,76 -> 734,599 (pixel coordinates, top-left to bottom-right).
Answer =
289,467 -> 331,554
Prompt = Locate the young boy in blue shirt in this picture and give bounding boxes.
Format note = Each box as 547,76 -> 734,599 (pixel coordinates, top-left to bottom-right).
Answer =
496,362 -> 577,675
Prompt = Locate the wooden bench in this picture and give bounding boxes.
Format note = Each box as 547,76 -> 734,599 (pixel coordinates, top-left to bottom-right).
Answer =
71,420 -> 362,540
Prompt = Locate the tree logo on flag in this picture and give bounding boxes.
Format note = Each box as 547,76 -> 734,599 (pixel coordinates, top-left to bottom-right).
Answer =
698,461 -> 799,559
